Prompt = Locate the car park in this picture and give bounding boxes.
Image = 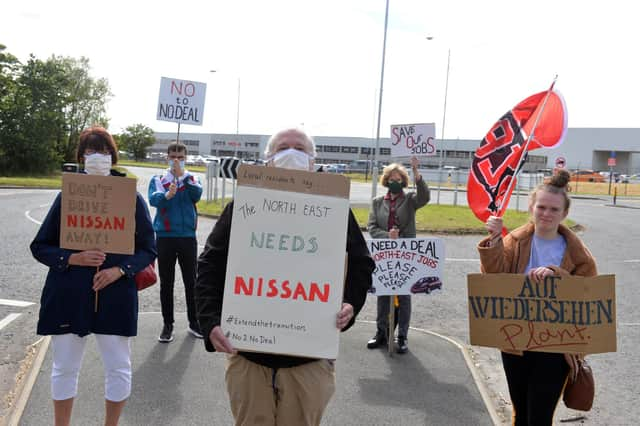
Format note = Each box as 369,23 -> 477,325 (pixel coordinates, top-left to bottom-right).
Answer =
410,276 -> 442,294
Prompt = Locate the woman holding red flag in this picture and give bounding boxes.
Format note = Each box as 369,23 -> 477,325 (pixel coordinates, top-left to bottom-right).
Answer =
477,170 -> 597,425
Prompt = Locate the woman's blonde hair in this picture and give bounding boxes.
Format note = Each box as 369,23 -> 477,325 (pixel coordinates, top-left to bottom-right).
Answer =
380,163 -> 410,188
529,169 -> 572,211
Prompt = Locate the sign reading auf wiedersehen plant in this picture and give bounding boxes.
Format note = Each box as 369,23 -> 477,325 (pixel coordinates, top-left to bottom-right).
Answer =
221,164 -> 350,359
157,77 -> 206,125
467,273 -> 616,354
60,173 -> 137,255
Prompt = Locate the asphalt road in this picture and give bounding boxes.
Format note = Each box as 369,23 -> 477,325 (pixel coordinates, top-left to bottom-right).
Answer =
1,172 -> 639,424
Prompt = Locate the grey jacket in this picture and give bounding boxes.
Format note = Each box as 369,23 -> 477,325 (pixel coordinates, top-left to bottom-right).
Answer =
367,177 -> 430,238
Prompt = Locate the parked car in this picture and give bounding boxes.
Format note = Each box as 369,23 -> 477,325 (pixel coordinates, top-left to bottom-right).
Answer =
570,170 -> 605,183
410,276 -> 442,294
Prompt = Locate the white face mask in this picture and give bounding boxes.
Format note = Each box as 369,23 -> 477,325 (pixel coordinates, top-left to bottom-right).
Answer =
84,153 -> 112,176
271,148 -> 313,171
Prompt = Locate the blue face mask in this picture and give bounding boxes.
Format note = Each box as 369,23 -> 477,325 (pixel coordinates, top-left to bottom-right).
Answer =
168,160 -> 185,172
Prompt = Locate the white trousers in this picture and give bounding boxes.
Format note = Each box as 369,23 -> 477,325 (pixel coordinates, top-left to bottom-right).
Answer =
51,334 -> 132,402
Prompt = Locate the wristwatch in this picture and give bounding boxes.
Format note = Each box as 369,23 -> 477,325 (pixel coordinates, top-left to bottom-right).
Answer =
118,267 -> 126,277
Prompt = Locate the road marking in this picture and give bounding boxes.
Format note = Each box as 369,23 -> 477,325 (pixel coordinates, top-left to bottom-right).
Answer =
0,313 -> 22,331
623,259 -> 640,263
619,323 -> 640,326
24,209 -> 43,225
0,299 -> 35,307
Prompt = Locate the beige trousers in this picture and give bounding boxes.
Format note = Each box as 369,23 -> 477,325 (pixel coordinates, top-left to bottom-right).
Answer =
225,354 -> 336,426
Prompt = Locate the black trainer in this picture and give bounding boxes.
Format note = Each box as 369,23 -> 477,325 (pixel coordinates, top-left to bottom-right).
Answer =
158,324 -> 174,343
188,324 -> 204,339
366,333 -> 387,349
396,336 -> 408,354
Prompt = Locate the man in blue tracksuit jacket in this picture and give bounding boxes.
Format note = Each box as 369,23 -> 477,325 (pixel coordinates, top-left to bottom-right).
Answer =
148,142 -> 203,342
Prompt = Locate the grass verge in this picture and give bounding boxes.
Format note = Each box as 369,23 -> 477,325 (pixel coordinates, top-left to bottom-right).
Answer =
197,199 -> 570,234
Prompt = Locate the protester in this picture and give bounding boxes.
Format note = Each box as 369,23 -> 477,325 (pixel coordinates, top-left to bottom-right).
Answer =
149,142 -> 203,342
366,157 -> 430,353
31,127 -> 156,426
195,127 -> 375,426
477,169 -> 597,425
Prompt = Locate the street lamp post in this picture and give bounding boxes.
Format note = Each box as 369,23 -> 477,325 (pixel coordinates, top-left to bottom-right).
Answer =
371,0 -> 390,200
437,47 -> 451,204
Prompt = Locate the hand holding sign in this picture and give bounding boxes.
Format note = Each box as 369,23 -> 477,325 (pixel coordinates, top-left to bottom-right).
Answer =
92,267 -> 123,291
166,181 -> 177,200
209,325 -> 237,354
68,250 -> 106,267
336,303 -> 354,329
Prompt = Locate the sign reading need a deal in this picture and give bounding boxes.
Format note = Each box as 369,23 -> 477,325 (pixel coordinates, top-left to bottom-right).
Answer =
157,77 -> 206,126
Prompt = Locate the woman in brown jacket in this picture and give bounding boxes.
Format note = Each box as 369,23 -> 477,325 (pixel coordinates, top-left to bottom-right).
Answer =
477,170 -> 597,425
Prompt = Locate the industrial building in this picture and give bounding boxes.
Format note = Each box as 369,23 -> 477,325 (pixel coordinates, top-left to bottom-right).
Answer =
152,128 -> 640,174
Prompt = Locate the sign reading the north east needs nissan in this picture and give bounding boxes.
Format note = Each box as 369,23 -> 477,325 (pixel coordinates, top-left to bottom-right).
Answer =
220,164 -> 350,359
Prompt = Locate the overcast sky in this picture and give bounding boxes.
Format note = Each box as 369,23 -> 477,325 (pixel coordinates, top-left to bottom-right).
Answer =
2,0 -> 638,140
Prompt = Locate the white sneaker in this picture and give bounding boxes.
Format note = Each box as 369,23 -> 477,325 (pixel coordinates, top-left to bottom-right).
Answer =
188,326 -> 204,339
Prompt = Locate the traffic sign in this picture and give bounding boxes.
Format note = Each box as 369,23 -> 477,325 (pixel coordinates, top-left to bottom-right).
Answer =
555,156 -> 566,169
220,157 -> 240,179
608,157 -> 616,167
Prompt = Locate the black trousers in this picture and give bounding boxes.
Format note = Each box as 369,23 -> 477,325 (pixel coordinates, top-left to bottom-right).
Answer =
157,237 -> 198,329
501,351 -> 569,426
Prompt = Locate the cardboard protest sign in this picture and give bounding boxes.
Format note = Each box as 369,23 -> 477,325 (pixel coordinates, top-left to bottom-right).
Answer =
157,77 -> 206,125
367,238 -> 444,296
390,123 -> 436,157
221,164 -> 350,359
467,273 -> 616,354
60,173 -> 137,255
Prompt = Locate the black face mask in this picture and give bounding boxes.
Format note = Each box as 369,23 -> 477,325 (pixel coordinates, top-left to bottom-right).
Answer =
388,181 -> 403,194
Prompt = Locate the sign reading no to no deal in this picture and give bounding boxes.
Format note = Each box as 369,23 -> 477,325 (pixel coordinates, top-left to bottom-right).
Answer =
390,123 -> 437,158
157,77 -> 206,126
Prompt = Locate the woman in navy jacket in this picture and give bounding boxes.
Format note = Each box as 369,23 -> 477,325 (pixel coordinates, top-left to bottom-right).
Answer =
31,127 -> 156,426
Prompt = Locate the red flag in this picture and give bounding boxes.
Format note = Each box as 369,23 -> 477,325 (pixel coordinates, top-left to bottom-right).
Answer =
467,87 -> 567,225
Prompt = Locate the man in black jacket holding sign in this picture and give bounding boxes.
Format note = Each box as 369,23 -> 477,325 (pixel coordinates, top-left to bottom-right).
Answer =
195,127 -> 374,426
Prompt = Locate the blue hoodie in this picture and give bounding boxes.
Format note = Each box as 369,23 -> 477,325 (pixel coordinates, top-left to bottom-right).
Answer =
148,170 -> 202,238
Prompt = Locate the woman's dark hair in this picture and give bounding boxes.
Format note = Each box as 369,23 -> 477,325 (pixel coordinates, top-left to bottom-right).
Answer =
530,169 -> 571,211
76,127 -> 119,164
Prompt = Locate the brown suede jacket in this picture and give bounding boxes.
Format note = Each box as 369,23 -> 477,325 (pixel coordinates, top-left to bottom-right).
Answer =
476,221 -> 598,364
477,222 -> 597,277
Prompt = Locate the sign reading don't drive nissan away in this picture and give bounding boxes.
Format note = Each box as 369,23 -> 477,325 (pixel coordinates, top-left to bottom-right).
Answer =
157,77 -> 206,125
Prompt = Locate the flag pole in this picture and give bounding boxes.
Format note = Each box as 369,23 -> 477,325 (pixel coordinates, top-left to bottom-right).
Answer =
496,75 -> 558,217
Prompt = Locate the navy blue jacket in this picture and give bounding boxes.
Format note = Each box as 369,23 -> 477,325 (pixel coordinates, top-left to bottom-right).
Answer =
31,184 -> 157,337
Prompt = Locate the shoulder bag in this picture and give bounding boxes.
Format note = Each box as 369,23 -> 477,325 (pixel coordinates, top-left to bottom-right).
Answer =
135,263 -> 157,291
563,358 -> 595,411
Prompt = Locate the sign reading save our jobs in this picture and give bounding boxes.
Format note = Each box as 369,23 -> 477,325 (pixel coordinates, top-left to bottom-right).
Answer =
221,164 -> 351,359
60,173 -> 137,255
157,77 -> 206,126
390,123 -> 436,158
468,274 -> 616,354
367,238 -> 444,296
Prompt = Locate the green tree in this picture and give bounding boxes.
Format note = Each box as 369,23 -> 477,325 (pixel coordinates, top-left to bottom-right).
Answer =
0,46 -> 112,174
119,124 -> 156,161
